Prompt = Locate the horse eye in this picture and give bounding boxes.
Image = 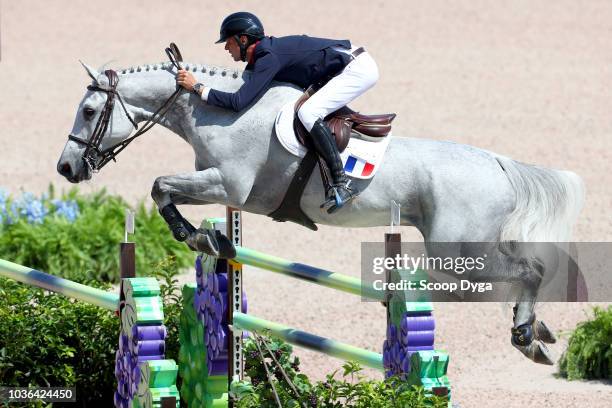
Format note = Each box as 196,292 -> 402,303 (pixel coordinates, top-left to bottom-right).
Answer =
83,107 -> 95,119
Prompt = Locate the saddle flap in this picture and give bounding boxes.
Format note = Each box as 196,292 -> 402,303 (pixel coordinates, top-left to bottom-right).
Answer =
327,117 -> 352,152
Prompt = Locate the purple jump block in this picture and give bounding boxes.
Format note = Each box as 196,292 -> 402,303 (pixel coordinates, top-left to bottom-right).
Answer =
401,314 -> 435,332
132,324 -> 167,342
401,330 -> 435,347
135,340 -> 165,357
138,354 -> 164,362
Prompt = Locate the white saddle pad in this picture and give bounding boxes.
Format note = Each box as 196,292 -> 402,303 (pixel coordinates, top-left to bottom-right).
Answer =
274,102 -> 391,180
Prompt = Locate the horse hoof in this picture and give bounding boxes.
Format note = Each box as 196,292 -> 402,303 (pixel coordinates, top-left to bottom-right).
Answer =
214,230 -> 237,259
186,229 -> 236,259
534,320 -> 557,344
512,338 -> 555,365
187,230 -> 220,257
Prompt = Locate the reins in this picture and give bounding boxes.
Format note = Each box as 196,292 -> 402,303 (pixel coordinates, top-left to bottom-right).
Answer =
68,43 -> 185,172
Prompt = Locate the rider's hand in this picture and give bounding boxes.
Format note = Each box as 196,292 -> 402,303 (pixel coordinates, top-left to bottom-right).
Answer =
176,69 -> 197,91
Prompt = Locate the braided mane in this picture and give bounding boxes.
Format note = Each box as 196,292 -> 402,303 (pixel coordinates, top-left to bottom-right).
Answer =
117,62 -> 242,80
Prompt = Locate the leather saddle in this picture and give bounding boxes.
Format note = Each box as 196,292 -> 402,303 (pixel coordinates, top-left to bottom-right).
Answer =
268,88 -> 396,231
293,87 -> 396,153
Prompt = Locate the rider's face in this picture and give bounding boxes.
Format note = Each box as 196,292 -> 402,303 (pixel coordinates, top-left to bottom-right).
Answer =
225,36 -> 245,62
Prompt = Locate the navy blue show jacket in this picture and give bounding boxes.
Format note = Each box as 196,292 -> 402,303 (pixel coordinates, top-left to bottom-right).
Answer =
206,35 -> 352,112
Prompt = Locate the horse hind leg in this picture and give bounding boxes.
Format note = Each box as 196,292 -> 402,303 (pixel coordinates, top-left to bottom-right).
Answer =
499,241 -> 558,364
511,296 -> 556,365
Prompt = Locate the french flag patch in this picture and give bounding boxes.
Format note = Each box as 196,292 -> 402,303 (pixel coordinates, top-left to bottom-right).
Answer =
344,155 -> 375,177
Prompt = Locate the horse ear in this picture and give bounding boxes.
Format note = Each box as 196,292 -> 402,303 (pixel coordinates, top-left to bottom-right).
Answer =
79,60 -> 100,83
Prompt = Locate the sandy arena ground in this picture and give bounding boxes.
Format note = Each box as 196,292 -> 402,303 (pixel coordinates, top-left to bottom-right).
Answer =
1,1 -> 611,406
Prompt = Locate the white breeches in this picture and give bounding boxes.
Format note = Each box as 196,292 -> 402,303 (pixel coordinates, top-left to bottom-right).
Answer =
297,49 -> 379,131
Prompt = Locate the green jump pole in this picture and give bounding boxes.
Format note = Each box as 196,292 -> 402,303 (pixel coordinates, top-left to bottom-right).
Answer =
234,247 -> 384,301
0,259 -> 119,311
233,312 -> 384,371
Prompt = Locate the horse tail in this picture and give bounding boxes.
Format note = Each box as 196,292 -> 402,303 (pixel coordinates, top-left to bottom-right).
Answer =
495,156 -> 585,242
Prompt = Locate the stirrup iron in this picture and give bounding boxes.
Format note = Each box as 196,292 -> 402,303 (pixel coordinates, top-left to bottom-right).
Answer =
320,181 -> 358,214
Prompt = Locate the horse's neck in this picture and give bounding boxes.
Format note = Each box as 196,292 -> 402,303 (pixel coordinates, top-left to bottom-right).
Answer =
116,63 -> 246,141
115,63 -> 300,154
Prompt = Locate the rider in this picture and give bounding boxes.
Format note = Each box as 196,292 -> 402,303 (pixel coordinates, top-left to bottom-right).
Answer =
176,12 -> 379,213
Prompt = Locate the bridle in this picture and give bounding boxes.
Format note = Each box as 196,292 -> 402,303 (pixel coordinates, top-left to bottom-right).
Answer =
68,43 -> 185,172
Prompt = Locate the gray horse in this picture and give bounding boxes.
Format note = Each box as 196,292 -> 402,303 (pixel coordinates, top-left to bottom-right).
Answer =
57,61 -> 584,365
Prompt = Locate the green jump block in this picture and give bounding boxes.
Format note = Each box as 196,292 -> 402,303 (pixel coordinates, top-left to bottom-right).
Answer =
406,350 -> 451,397
127,277 -> 161,297
139,360 -> 179,389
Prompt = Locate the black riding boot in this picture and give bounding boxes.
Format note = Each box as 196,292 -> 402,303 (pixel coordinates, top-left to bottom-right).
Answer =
309,119 -> 358,213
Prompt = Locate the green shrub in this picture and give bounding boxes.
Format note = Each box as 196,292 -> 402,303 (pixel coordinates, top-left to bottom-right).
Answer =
232,335 -> 449,408
0,186 -> 193,283
558,306 -> 612,380
0,277 -> 118,407
0,256 -> 186,407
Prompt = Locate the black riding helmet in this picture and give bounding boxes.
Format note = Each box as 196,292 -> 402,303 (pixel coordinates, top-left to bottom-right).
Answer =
216,12 -> 265,62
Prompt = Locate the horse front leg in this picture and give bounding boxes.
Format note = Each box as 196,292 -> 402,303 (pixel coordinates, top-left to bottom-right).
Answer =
151,168 -> 235,258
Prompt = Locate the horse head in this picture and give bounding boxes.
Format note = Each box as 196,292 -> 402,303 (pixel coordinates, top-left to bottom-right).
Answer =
57,62 -> 139,183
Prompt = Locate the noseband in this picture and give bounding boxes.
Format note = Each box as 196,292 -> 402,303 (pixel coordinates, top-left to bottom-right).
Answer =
68,43 -> 184,172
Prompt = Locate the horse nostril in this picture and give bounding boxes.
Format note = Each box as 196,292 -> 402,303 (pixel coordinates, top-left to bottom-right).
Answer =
58,162 -> 72,177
